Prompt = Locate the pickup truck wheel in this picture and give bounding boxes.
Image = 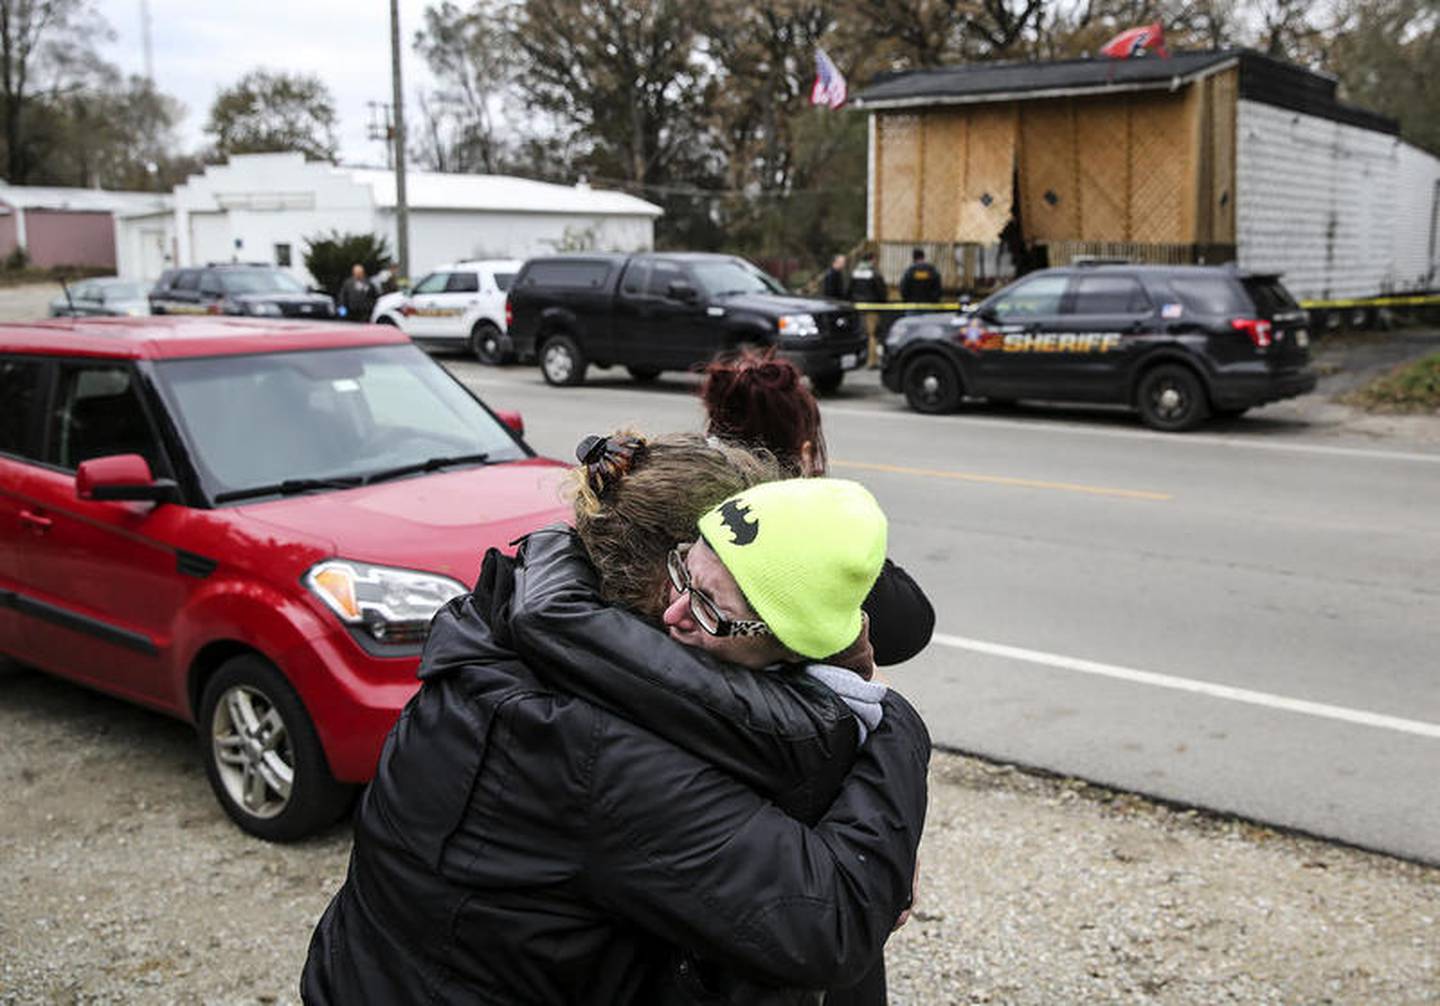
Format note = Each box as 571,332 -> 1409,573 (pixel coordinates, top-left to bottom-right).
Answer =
540,334 -> 587,386
1136,363 -> 1209,432
811,371 -> 843,395
198,654 -> 355,842
627,366 -> 661,382
902,354 -> 962,414
470,321 -> 510,365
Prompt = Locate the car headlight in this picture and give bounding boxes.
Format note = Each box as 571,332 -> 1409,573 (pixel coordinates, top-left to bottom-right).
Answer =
305,559 -> 468,645
247,302 -> 283,316
777,314 -> 820,338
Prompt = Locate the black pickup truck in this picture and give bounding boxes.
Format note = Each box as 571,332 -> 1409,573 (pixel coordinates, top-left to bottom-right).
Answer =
506,252 -> 865,391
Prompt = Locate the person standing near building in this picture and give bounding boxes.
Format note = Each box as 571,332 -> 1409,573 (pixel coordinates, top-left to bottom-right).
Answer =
337,263 -> 377,323
849,251 -> 890,365
898,248 -> 942,304
821,253 -> 850,300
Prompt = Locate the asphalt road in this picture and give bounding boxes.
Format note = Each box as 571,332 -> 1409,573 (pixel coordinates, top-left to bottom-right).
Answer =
441,354 -> 1440,865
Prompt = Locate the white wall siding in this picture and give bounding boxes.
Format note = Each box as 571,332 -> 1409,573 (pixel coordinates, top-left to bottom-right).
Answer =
403,210 -> 654,276
1236,99 -> 1404,300
1393,143 -> 1440,292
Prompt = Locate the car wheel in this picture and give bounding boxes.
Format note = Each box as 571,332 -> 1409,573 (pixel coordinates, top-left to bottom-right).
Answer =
1136,364 -> 1210,432
902,354 -> 962,414
470,321 -> 511,366
198,654 -> 355,842
627,365 -> 661,382
540,333 -> 587,386
811,371 -> 844,395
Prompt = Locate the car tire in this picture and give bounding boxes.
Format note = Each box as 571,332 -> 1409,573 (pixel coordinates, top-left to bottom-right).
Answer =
198,654 -> 355,842
627,365 -> 661,382
470,321 -> 511,366
902,354 -> 962,414
1136,363 -> 1210,432
811,371 -> 844,395
540,333 -> 587,386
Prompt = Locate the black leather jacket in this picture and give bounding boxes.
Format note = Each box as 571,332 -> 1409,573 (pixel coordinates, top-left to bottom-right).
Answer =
302,530 -> 931,1005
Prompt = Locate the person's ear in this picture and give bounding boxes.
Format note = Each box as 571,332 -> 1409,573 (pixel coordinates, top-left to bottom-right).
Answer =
799,440 -> 821,478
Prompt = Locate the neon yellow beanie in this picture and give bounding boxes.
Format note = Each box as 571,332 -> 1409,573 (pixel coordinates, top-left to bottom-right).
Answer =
697,478 -> 887,660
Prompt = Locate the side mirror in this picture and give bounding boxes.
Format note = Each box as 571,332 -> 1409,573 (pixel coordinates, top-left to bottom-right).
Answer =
76,454 -> 180,504
495,410 -> 525,437
667,280 -> 698,304
977,305 -> 1000,324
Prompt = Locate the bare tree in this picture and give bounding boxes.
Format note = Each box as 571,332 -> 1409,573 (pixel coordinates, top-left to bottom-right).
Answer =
413,0 -> 516,173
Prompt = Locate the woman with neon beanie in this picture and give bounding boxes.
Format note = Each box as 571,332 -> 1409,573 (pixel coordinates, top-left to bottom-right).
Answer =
698,348 -> 935,667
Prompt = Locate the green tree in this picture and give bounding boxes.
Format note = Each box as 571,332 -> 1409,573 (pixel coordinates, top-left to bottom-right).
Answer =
303,231 -> 395,298
206,69 -> 339,162
412,0 -> 515,173
0,0 -> 110,182
1328,0 -> 1440,154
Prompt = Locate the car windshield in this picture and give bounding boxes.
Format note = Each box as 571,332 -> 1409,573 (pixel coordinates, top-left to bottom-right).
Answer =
218,269 -> 308,295
690,259 -> 785,297
154,344 -> 527,502
99,281 -> 147,301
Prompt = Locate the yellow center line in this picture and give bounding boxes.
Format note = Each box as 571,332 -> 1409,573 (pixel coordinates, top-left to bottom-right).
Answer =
831,460 -> 1173,502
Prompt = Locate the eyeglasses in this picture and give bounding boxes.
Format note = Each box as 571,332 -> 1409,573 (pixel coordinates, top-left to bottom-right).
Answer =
666,545 -> 773,639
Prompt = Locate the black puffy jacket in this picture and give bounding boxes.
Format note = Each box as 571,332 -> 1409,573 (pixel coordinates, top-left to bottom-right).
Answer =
302,532 -> 932,1006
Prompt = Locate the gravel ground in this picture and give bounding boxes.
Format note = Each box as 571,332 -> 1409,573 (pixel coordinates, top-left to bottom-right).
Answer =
1,667 -> 1434,1005
0,282 -> 62,322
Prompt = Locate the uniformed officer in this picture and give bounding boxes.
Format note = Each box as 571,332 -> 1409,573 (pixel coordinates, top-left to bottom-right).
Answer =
821,254 -> 850,300
898,248 -> 942,304
850,251 -> 890,368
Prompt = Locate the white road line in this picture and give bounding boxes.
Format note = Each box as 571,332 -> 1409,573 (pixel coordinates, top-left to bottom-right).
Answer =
932,633 -> 1440,739
822,406 -> 1440,465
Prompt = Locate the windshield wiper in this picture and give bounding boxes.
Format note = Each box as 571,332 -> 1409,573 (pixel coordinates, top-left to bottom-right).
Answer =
214,476 -> 363,504
360,453 -> 491,486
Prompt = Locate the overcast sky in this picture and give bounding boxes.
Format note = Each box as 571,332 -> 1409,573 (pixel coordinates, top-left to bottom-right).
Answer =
94,0 -> 440,166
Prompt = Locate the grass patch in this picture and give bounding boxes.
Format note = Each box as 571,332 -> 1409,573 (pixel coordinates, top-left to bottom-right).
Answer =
1340,353 -> 1440,413
0,266 -> 110,289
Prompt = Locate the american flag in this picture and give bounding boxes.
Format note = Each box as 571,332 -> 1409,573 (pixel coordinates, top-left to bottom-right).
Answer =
810,48 -> 848,110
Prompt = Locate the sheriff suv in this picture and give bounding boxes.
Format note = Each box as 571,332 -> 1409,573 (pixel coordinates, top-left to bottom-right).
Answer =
0,317 -> 569,841
506,253 -> 865,392
881,263 -> 1317,431
372,259 -> 522,364
150,263 -> 335,319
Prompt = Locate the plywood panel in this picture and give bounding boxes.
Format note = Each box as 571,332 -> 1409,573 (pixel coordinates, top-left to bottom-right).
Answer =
958,104 -> 1017,243
1075,96 -> 1130,240
876,114 -> 921,242
1020,101 -> 1080,240
1210,68 -> 1238,244
919,112 -> 964,241
1128,92 -> 1189,243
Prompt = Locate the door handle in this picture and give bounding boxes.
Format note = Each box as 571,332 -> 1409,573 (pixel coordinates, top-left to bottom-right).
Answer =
19,509 -> 53,532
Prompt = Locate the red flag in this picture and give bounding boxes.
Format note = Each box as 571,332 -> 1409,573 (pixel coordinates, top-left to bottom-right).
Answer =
1100,22 -> 1169,59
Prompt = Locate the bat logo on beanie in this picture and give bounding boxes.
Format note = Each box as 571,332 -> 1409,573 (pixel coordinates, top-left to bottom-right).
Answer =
718,499 -> 759,545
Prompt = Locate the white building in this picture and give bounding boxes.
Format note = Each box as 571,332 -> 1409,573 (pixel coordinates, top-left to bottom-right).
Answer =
115,152 -> 663,283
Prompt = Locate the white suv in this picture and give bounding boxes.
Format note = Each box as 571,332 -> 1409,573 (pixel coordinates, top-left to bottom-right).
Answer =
372,259 -> 523,364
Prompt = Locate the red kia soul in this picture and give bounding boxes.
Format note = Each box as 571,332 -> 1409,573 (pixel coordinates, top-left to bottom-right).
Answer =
0,318 -> 570,840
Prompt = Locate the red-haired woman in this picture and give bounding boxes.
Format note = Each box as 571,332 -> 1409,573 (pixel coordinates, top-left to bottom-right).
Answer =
699,348 -> 935,667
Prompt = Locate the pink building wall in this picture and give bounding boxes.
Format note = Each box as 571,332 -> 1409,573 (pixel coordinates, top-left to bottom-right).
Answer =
0,211 -> 17,260
23,210 -> 117,269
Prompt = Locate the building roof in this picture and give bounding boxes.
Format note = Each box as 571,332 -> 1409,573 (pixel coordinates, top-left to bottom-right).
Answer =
344,167 -> 664,218
854,48 -> 1398,135
0,184 -> 172,215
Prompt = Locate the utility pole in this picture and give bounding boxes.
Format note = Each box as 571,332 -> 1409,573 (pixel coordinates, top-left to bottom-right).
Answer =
389,0 -> 410,283
139,0 -> 155,83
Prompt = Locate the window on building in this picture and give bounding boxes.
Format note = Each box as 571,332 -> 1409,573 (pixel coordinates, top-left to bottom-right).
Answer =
275,243 -> 292,267
1070,275 -> 1152,315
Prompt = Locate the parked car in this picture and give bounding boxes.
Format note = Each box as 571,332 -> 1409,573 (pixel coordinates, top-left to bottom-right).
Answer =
881,263 -> 1318,431
150,264 -> 335,319
49,278 -> 151,318
506,253 -> 866,392
371,259 -> 522,364
0,317 -> 569,840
